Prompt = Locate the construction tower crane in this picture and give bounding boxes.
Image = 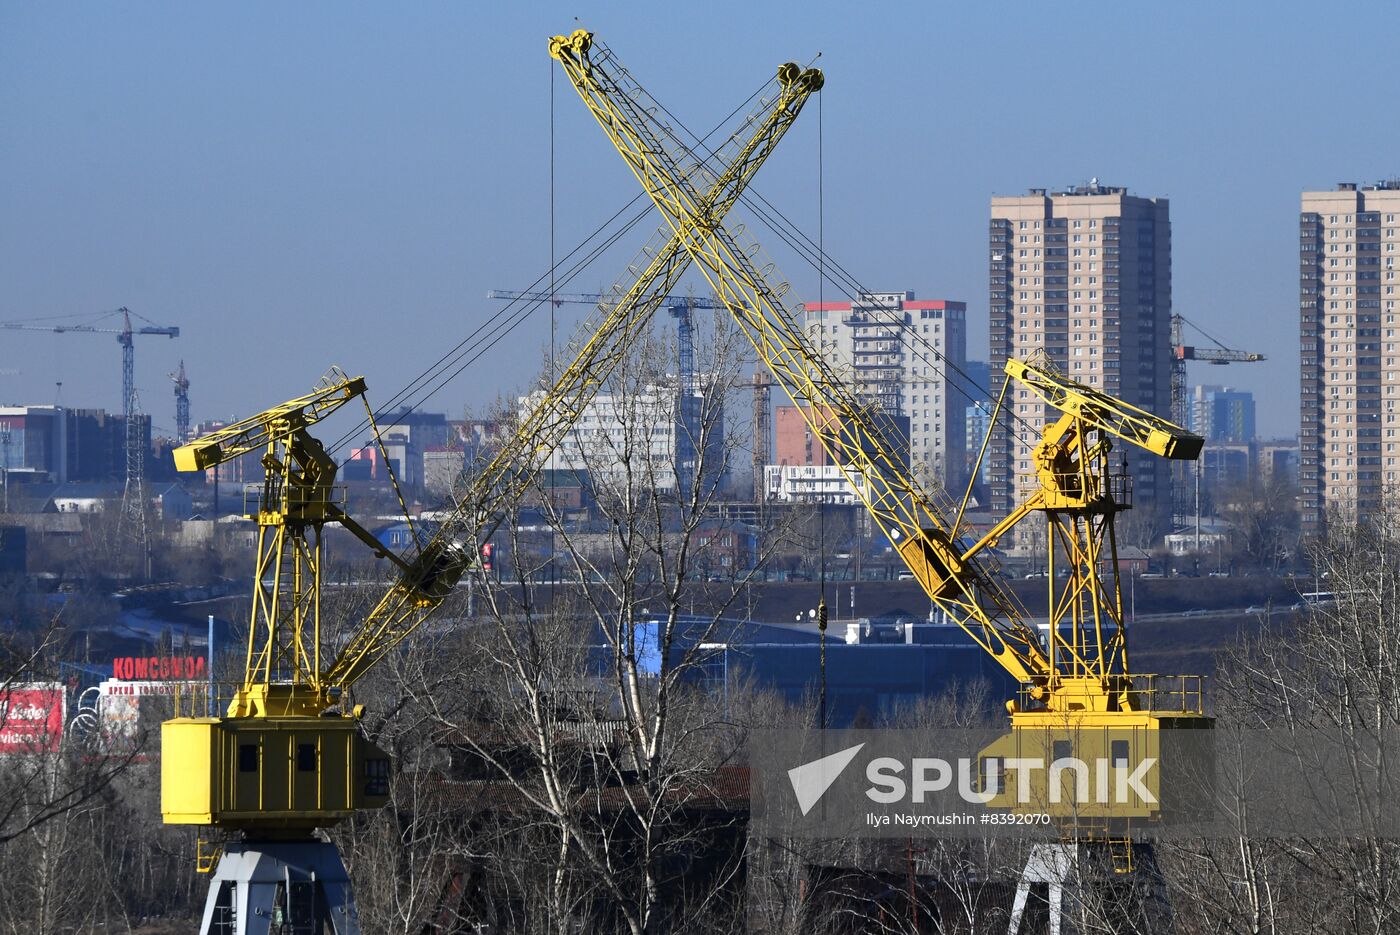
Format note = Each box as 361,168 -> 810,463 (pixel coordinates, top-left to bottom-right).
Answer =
1170,313 -> 1266,429
488,288 -> 717,494
1170,313 -> 1266,519
161,44 -> 825,933
547,26 -> 1208,918
170,360 -> 191,444
1,308 -> 180,484
753,369 -> 772,501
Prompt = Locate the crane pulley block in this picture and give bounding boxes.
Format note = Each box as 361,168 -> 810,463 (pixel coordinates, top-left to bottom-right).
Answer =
893,527 -> 964,599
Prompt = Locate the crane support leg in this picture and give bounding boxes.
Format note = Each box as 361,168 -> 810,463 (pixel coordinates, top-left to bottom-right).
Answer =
1005,842 -> 1168,935
199,841 -> 358,934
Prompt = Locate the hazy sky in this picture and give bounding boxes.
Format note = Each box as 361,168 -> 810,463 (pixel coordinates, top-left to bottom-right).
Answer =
4,2 -> 1398,440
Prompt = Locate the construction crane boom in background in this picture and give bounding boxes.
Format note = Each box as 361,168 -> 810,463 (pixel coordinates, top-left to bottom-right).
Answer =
1169,313 -> 1266,520
170,360 -> 191,444
1170,313 -> 1266,426
0,307 -> 180,483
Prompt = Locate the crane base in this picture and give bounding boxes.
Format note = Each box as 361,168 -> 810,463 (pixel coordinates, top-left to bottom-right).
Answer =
199,840 -> 359,935
1007,842 -> 1167,935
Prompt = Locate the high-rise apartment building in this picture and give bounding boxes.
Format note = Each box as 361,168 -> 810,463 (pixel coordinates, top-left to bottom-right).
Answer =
802,292 -> 968,491
989,183 -> 1172,540
1188,385 -> 1256,443
1299,181 -> 1400,533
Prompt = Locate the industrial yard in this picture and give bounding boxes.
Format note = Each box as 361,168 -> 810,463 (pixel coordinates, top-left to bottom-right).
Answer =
4,5 -> 1400,934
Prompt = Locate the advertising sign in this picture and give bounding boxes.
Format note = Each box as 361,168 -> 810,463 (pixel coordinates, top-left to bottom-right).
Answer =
97,679 -> 204,747
111,655 -> 207,681
0,681 -> 66,754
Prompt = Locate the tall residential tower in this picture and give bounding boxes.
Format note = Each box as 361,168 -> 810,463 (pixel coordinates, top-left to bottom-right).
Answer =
803,292 -> 969,491
989,183 -> 1172,541
1299,181 -> 1400,534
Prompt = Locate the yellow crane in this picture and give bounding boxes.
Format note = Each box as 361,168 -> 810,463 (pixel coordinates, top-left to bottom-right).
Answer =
547,25 -> 1210,916
160,48 -> 825,935
549,27 -> 1205,717
160,27 -> 1208,931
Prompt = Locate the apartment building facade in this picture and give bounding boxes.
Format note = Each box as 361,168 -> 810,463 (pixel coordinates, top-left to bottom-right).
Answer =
802,292 -> 968,492
765,403 -> 911,504
520,381 -> 724,496
1300,181 -> 1400,533
1188,385 -> 1256,444
989,183 -> 1173,541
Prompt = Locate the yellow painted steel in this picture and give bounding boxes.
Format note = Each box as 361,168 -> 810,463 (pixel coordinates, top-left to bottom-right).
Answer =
319,35 -> 825,693
160,50 -> 823,834
161,717 -> 390,830
163,369 -> 402,829
548,26 -> 1211,804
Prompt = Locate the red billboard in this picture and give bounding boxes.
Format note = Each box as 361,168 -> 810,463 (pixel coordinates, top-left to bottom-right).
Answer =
0,681 -> 66,754
111,655 -> 207,681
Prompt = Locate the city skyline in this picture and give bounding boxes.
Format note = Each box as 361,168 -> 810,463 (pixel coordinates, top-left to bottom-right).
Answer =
4,3 -> 1399,440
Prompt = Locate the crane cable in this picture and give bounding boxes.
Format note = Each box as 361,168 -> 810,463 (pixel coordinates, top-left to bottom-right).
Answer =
320,74 -> 780,458
817,86 -> 827,606
642,83 -> 1056,474
816,88 -> 829,730
639,69 -> 1045,628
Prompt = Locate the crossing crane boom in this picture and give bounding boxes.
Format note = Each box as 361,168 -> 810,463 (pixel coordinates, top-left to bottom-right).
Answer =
549,30 -> 1209,848
161,48 -> 826,931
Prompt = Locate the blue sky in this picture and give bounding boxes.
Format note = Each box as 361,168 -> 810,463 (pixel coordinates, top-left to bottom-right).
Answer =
3,2 -> 1398,439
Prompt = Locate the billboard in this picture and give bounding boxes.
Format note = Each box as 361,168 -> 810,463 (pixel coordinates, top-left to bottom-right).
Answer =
97,679 -> 204,748
111,655 -> 207,681
0,681 -> 66,754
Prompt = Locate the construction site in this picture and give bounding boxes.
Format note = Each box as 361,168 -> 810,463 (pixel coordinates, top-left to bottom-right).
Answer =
3,9 -> 1399,935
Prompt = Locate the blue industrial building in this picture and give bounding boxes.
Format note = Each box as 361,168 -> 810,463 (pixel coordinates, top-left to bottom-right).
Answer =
634,613 -> 1016,726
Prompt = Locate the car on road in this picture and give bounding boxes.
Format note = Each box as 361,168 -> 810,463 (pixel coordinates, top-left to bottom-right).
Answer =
1245,605 -> 1267,615
1181,608 -> 1207,617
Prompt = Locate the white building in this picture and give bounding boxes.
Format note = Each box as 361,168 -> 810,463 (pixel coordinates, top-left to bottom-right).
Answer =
763,463 -> 869,505
519,381 -> 723,495
802,292 -> 968,491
